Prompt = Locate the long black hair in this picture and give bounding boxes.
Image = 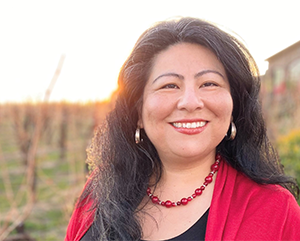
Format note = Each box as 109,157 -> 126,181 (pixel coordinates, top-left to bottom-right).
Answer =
79,17 -> 299,240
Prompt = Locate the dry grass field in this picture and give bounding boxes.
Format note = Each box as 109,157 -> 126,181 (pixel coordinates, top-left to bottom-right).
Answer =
0,101 -> 112,240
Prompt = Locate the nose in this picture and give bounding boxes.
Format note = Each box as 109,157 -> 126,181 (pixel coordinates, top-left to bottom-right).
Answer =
177,86 -> 204,112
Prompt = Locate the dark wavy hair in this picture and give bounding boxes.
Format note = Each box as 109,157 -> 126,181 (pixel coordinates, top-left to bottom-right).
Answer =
79,17 -> 299,240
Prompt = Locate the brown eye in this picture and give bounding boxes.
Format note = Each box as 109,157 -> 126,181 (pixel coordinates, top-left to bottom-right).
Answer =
201,82 -> 218,87
163,84 -> 179,89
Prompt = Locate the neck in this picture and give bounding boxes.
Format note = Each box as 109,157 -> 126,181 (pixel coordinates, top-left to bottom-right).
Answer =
160,151 -> 216,182
149,152 -> 218,203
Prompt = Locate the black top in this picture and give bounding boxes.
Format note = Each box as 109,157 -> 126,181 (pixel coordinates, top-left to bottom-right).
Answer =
81,209 -> 209,241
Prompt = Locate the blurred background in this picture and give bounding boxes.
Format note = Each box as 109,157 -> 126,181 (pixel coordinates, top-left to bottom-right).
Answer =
0,0 -> 300,240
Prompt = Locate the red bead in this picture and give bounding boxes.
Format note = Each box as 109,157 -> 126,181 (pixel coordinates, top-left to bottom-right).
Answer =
165,200 -> 172,208
152,196 -> 159,203
205,176 -> 213,183
211,163 -> 219,171
147,188 -> 151,195
195,188 -> 202,196
181,198 -> 188,205
146,155 -> 221,208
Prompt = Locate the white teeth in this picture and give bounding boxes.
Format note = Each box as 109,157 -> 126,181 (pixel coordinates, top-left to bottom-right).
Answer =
172,121 -> 206,129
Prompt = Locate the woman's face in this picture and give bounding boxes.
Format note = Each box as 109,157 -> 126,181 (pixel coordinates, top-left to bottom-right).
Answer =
139,43 -> 233,163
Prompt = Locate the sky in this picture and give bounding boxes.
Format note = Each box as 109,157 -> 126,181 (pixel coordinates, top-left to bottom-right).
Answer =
1,0 -> 300,103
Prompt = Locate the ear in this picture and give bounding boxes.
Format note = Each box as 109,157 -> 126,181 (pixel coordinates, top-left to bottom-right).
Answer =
137,118 -> 144,129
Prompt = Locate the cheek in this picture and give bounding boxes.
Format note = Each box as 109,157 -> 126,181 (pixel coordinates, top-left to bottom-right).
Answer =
141,94 -> 174,128
226,95 -> 234,117
142,97 -> 163,121
221,98 -> 233,118
208,91 -> 233,117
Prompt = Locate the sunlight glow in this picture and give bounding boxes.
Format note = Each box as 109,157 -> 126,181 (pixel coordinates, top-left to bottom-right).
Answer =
1,0 -> 300,103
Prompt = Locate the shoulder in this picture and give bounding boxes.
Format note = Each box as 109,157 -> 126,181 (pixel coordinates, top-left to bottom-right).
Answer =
230,164 -> 300,239
228,162 -> 299,212
65,196 -> 95,241
235,168 -> 295,202
208,160 -> 300,240
214,160 -> 294,203
219,160 -> 296,203
65,174 -> 97,241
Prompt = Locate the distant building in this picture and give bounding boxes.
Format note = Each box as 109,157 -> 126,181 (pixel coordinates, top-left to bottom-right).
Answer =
263,40 -> 300,95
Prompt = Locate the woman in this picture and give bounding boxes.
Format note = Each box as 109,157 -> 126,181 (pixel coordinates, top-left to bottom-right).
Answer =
65,17 -> 300,240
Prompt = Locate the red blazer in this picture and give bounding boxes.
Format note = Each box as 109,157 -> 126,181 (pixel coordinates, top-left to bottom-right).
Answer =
65,160 -> 300,240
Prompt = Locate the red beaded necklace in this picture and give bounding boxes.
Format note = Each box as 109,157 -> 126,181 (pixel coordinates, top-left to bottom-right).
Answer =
146,154 -> 221,208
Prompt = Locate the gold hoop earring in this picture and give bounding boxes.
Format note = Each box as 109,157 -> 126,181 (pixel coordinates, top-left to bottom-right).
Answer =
226,122 -> 237,141
135,127 -> 142,144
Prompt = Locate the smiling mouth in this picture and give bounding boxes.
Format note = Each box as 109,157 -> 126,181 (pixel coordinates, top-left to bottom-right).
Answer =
172,121 -> 207,129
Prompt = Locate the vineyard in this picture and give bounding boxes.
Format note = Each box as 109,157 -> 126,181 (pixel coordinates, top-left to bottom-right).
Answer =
0,88 -> 300,240
0,101 -> 113,240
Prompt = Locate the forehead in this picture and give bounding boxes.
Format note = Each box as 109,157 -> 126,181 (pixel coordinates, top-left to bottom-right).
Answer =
149,42 -> 226,78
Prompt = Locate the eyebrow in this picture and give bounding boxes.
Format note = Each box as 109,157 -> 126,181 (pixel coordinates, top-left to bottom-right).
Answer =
195,70 -> 225,79
153,69 -> 225,83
